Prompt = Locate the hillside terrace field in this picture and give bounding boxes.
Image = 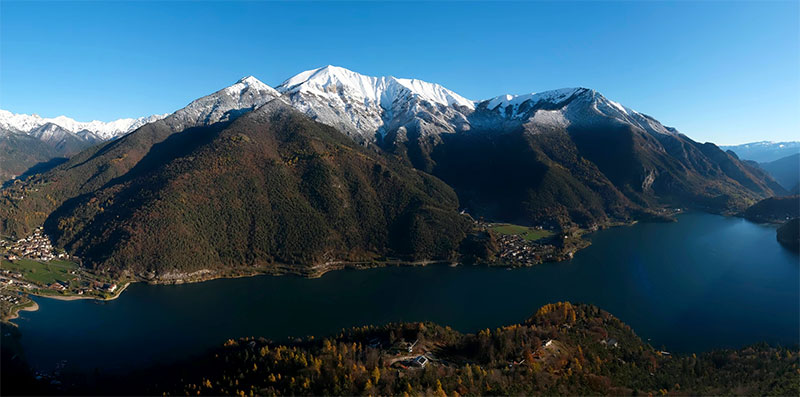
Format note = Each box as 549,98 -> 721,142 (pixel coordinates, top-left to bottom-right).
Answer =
490,223 -> 554,241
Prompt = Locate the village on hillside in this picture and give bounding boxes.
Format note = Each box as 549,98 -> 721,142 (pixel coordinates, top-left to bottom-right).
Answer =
0,227 -> 66,262
0,228 -> 122,320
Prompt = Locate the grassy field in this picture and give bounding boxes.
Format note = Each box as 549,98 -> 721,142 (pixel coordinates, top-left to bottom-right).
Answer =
490,223 -> 554,241
1,258 -> 79,285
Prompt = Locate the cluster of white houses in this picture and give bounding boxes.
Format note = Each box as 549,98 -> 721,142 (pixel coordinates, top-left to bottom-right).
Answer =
495,233 -> 558,265
0,269 -> 35,290
0,227 -> 66,262
0,292 -> 24,306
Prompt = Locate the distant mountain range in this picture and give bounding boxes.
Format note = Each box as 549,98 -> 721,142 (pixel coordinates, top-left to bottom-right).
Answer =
720,141 -> 799,192
0,66 -> 786,280
0,110 -> 168,140
758,153 -> 800,193
721,141 -> 800,163
0,110 -> 167,181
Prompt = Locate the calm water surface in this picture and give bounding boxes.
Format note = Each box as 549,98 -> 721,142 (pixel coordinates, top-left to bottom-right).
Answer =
15,212 -> 799,373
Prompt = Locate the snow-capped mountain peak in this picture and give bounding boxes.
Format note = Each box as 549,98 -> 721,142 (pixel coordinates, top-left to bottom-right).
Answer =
0,109 -> 169,140
278,65 -> 474,110
167,76 -> 281,130
237,75 -> 261,84
473,87 -> 677,137
2,67 -> 680,158
276,65 -> 474,141
279,65 -> 385,106
228,75 -> 278,97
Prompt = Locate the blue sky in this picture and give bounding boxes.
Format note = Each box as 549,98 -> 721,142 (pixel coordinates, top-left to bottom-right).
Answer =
1,1 -> 797,145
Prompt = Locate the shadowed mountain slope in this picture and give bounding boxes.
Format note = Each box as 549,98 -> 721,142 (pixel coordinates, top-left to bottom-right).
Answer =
759,153 -> 800,192
0,69 -> 786,267
6,101 -> 469,278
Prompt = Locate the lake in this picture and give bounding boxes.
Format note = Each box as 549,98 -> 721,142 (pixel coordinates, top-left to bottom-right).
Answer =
14,212 -> 799,373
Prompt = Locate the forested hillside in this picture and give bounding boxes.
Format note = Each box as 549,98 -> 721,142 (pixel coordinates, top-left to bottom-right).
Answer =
7,302 -> 795,396
171,303 -> 799,396
0,132 -> 73,183
4,101 -> 469,279
743,195 -> 800,223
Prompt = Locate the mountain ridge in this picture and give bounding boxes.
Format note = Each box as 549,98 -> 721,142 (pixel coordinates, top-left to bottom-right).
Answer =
0,109 -> 168,140
721,141 -> 800,163
0,68 -> 786,277
0,67 -> 682,151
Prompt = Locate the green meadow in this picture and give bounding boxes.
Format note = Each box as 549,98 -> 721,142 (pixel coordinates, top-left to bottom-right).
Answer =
490,223 -> 554,241
1,258 -> 79,285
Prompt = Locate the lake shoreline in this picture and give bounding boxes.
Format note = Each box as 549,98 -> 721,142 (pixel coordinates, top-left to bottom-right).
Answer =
12,211 -> 799,374
33,281 -> 131,302
3,283 -> 130,324
14,217 -> 646,308
4,299 -> 39,324
132,218 -> 650,286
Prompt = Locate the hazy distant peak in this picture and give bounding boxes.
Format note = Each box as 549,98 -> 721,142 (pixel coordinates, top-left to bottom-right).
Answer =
0,109 -> 168,140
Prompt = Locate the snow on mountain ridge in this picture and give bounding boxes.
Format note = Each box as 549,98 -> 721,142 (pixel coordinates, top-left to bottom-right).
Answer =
485,88 -> 584,110
166,75 -> 281,130
275,65 -> 477,141
0,109 -> 168,140
469,86 -> 680,140
2,67 -> 679,150
483,88 -> 586,119
277,65 -> 475,110
226,76 -> 279,97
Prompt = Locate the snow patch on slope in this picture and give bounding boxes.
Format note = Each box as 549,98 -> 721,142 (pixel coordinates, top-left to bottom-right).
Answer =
529,109 -> 570,128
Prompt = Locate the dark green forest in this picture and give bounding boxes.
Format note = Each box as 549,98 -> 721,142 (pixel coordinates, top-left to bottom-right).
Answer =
743,195 -> 800,223
28,102 -> 470,277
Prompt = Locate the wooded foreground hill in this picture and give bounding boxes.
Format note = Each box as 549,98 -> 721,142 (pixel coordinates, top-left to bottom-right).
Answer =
3,303 -> 797,396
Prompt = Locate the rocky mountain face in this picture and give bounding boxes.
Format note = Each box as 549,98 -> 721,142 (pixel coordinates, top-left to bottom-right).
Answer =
167,76 -> 280,130
275,65 -> 474,144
